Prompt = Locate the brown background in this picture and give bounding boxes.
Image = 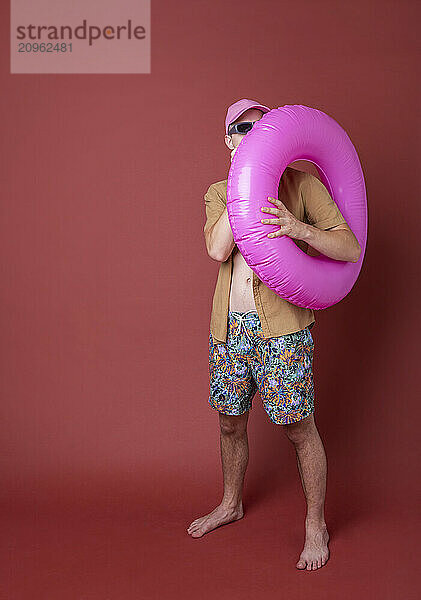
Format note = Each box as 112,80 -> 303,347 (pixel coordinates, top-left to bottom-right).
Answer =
1,0 -> 419,598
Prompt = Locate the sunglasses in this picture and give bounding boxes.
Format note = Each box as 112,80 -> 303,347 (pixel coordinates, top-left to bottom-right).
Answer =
228,121 -> 257,135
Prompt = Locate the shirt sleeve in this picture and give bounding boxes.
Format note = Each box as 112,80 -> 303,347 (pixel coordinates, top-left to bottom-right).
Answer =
302,174 -> 347,230
203,184 -> 227,234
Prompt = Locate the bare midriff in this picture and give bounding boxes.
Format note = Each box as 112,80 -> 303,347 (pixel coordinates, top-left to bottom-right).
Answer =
228,245 -> 258,312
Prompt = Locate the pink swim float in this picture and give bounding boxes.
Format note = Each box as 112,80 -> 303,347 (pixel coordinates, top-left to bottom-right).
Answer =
227,104 -> 367,309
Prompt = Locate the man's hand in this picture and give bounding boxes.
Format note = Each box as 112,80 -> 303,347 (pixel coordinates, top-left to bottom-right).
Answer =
260,196 -> 306,240
260,196 -> 361,262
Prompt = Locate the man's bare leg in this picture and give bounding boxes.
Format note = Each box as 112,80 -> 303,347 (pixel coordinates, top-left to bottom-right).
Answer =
187,411 -> 249,537
282,413 -> 330,570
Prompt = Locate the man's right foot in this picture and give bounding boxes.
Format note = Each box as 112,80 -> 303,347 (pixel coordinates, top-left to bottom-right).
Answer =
187,502 -> 244,538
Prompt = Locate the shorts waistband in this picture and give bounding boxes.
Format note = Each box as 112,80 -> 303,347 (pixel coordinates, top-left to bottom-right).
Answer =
228,310 -> 260,345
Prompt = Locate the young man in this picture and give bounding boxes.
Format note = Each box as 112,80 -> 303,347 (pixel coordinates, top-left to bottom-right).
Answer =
188,99 -> 361,571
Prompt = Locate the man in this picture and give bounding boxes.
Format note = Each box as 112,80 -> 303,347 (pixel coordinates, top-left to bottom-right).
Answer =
187,99 -> 361,571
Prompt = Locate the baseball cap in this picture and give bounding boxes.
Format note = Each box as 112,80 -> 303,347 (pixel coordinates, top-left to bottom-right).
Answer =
225,98 -> 271,134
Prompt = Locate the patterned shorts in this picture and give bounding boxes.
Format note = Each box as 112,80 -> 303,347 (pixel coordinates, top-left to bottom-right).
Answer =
208,310 -> 315,425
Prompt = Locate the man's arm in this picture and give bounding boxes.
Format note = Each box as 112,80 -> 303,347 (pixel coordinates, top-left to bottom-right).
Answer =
301,173 -> 361,261
261,200 -> 361,262
203,185 -> 235,262
261,174 -> 361,262
299,222 -> 361,262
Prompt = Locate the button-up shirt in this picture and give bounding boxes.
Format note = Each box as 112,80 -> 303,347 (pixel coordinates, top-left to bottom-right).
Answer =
203,166 -> 348,344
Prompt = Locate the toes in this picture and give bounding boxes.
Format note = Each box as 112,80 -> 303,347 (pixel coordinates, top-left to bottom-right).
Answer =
298,554 -> 330,570
188,518 -> 204,532
191,528 -> 204,538
297,549 -> 329,570
189,518 -> 200,528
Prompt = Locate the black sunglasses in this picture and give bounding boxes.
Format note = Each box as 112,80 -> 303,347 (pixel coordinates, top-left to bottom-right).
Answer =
228,121 -> 256,135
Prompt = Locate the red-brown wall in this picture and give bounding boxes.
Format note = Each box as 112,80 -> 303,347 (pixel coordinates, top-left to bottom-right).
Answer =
1,1 -> 419,598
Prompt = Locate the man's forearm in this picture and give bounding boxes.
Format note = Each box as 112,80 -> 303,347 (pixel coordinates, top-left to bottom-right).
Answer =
206,208 -> 235,262
300,224 -> 361,262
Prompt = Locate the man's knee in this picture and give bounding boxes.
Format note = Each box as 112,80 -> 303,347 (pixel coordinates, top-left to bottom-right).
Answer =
219,411 -> 249,436
282,413 -> 315,444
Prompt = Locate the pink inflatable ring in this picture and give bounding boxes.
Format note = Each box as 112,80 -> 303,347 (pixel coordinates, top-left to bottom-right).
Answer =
227,104 -> 367,309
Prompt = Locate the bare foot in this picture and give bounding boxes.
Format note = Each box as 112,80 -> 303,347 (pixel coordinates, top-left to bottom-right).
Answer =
296,519 -> 330,570
187,502 -> 244,538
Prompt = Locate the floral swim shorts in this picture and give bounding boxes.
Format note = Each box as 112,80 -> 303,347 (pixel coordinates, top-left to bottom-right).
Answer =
208,310 -> 315,425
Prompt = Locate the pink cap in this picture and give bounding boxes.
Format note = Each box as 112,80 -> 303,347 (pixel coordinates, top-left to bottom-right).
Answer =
225,98 -> 270,134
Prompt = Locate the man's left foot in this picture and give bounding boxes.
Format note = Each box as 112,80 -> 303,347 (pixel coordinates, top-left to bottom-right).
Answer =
296,519 -> 330,570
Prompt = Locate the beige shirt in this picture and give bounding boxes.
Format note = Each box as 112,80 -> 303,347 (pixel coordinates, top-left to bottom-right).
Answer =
204,166 -> 348,344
